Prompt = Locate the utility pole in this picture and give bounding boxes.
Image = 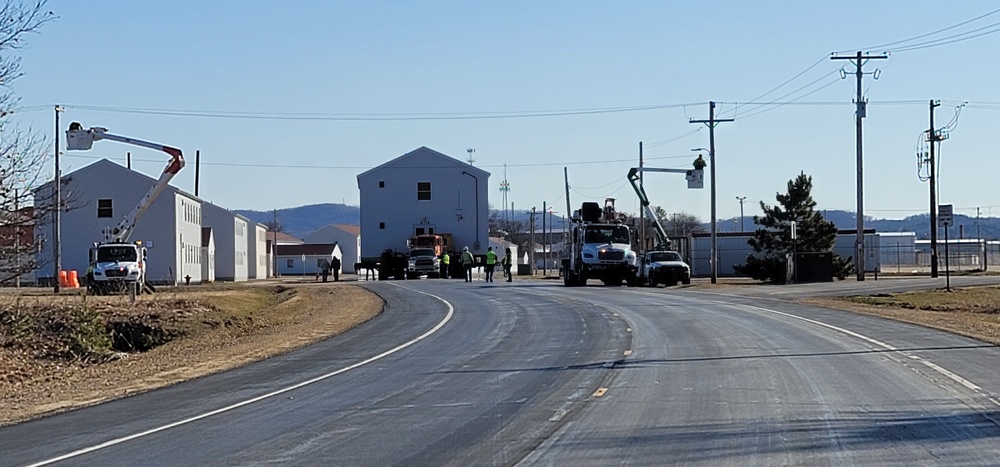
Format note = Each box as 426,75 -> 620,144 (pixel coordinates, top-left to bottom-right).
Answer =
639,142 -> 645,251
542,200 -> 547,277
53,105 -> 64,293
736,196 -> 747,232
529,207 -> 536,276
928,99 -> 942,278
832,51 -> 887,282
978,207 -> 986,271
690,101 -> 734,284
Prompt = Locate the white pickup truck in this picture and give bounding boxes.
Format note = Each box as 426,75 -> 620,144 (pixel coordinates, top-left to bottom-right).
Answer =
638,250 -> 691,286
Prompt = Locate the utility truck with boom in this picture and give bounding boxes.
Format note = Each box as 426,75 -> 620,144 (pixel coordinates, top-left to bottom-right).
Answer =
562,198 -> 638,287
66,123 -> 185,294
626,165 -> 699,286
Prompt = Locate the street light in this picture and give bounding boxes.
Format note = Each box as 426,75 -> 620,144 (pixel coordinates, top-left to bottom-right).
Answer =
461,171 -> 480,251
693,147 -> 717,283
736,196 -> 747,232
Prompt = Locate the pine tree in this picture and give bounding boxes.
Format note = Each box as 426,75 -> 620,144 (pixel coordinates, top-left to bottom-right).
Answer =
734,172 -> 853,282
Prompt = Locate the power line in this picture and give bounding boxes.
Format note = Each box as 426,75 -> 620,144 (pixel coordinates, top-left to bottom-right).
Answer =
60,151 -> 698,170
58,102 -> 699,121
839,7 -> 1000,52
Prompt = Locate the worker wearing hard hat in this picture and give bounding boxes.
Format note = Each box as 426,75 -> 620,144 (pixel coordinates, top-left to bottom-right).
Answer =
461,246 -> 475,282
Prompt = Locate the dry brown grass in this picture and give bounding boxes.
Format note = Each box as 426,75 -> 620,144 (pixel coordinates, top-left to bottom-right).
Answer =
803,285 -> 1000,345
0,283 -> 382,426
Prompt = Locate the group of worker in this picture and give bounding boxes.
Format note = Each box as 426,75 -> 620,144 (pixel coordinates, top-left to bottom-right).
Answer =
441,246 -> 513,282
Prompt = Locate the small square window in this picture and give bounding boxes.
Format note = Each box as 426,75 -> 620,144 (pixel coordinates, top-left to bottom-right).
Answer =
379,181 -> 385,188
97,199 -> 113,218
286,259 -> 293,268
379,222 -> 385,229
417,182 -> 431,201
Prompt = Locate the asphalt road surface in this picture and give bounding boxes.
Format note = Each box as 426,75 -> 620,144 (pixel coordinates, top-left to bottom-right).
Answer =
4,276 -> 1000,466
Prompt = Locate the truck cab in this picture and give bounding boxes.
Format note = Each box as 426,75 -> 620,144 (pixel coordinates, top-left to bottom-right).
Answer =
88,242 -> 147,294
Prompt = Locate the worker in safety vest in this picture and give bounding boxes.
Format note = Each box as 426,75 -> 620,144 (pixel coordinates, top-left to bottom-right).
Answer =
461,246 -> 475,282
440,250 -> 450,279
485,247 -> 497,282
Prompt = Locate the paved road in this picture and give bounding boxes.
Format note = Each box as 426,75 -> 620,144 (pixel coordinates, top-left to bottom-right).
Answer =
3,277 -> 1000,466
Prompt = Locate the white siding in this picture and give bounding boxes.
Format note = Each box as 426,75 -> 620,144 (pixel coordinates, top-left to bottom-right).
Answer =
34,160 -> 183,285
247,223 -> 267,279
175,193 -> 203,284
203,202 -> 248,282
357,147 -> 490,259
302,224 -> 360,272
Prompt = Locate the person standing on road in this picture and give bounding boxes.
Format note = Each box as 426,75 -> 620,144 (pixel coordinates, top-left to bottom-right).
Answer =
502,247 -> 513,282
331,256 -> 341,281
485,247 -> 497,282
461,246 -> 475,282
440,251 -> 450,279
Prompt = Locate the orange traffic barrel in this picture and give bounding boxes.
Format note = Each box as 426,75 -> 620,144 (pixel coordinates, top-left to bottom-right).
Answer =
68,270 -> 80,288
59,270 -> 69,287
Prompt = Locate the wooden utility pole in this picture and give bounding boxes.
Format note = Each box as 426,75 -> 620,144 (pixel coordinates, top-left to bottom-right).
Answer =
831,51 -> 888,281
690,101 -> 734,284
928,100 -> 942,278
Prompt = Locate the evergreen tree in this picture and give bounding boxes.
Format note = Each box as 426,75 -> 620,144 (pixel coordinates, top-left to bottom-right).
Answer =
734,172 -> 853,282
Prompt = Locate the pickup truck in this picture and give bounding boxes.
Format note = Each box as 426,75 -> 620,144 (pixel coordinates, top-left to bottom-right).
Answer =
638,250 -> 691,286
407,248 -> 441,279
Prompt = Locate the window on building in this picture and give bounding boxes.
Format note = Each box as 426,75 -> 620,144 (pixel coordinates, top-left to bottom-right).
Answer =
379,181 -> 385,188
417,182 -> 431,201
379,222 -> 385,229
415,227 -> 425,235
286,259 -> 293,268
97,199 -> 113,218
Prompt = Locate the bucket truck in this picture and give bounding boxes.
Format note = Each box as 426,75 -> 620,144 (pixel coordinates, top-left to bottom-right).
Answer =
627,166 -> 698,286
66,123 -> 185,294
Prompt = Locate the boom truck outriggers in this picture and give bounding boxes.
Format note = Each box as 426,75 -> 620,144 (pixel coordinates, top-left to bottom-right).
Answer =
66,123 -> 185,294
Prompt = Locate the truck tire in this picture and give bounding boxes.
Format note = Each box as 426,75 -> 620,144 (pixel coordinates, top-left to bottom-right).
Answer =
625,275 -> 636,287
682,278 -> 691,285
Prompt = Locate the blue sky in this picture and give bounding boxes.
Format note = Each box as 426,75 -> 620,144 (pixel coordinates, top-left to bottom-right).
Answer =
10,0 -> 1000,223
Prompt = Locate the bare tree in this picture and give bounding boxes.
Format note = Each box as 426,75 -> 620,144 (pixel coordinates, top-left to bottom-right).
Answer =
0,1 -> 56,283
653,207 -> 704,237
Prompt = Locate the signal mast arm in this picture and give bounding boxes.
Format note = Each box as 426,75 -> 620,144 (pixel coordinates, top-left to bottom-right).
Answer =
66,123 -> 185,242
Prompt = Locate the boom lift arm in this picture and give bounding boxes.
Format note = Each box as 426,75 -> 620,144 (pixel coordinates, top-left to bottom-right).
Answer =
627,167 -> 672,251
66,123 -> 185,242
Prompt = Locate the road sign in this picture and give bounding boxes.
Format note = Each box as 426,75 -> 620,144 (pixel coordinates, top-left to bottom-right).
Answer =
939,204 -> 953,227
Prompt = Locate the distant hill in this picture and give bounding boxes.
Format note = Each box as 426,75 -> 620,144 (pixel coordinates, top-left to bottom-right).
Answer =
234,203 -> 360,238
233,205 -> 1000,241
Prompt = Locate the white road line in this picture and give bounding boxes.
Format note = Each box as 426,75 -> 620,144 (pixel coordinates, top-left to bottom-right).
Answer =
738,303 -> 985,393
631,289 -> 997,405
27,283 -> 454,467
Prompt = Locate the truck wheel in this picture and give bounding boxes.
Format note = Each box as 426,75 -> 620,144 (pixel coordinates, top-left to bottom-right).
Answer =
682,278 -> 691,285
625,276 -> 636,287
563,270 -> 574,286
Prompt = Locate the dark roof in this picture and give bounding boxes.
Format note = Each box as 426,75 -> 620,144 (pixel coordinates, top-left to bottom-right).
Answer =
276,243 -> 339,256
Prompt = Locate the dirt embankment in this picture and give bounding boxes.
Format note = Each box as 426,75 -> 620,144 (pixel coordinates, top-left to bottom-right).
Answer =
0,283 -> 383,426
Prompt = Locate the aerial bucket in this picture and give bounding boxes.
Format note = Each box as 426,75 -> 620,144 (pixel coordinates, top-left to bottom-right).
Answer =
66,123 -> 95,150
